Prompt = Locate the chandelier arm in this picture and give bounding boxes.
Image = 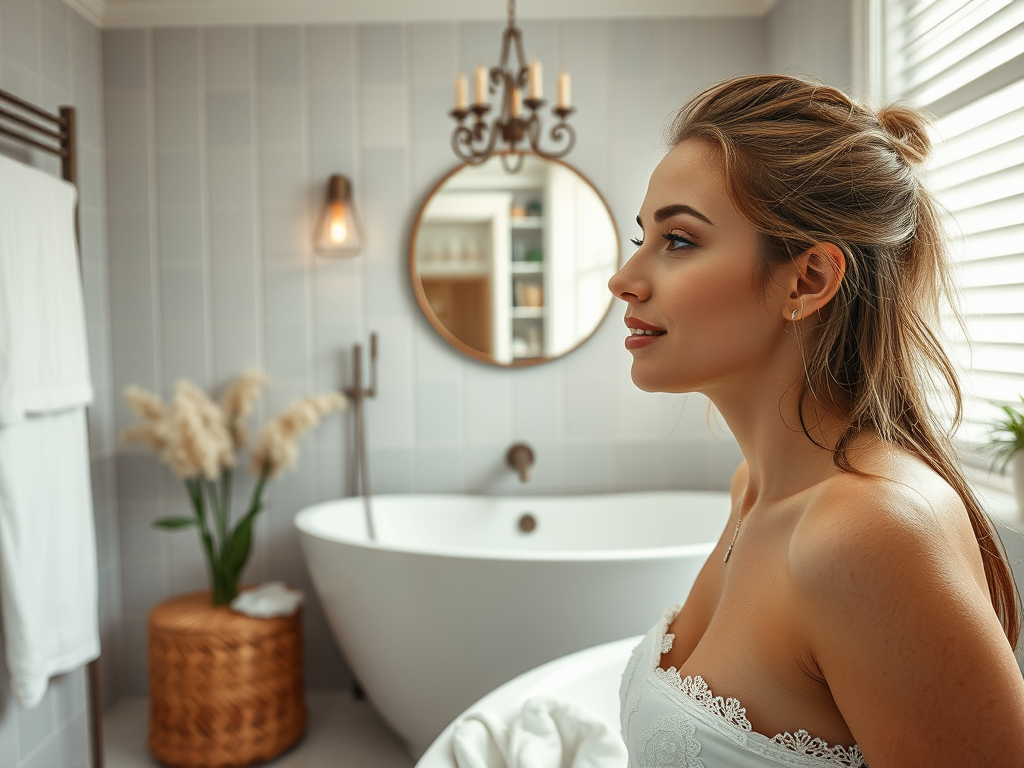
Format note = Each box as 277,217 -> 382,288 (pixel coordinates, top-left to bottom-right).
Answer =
501,152 -> 525,173
529,118 -> 576,160
452,116 -> 503,165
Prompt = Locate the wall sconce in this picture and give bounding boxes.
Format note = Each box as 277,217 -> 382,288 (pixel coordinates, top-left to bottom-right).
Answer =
315,174 -> 363,256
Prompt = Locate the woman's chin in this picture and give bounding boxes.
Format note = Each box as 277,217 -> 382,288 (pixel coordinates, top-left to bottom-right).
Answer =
630,366 -> 689,394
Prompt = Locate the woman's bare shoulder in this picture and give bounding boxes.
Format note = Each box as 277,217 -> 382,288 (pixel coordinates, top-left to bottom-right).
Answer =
786,454 -> 1024,764
792,451 -> 984,588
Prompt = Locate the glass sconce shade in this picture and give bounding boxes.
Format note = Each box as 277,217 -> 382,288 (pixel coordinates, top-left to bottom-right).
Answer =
316,174 -> 363,256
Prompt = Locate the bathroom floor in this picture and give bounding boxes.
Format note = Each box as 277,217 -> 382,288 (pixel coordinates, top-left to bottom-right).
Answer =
104,691 -> 416,767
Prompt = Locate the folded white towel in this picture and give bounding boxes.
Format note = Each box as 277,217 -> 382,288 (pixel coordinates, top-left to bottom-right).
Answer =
231,581 -> 304,618
0,152 -> 93,426
0,406 -> 99,708
453,696 -> 628,768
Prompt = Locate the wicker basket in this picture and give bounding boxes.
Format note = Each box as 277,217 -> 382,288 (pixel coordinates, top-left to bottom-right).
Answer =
148,590 -> 307,768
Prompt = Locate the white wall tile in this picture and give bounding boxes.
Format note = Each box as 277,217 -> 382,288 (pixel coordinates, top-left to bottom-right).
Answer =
369,447 -> 412,493
460,362 -> 511,446
257,27 -> 302,87
563,442 -> 614,494
360,83 -> 408,149
259,86 -> 304,147
39,0 -> 68,91
308,25 -> 354,89
264,322 -> 311,381
207,92 -> 251,147
512,365 -> 563,443
1,0 -> 36,71
156,150 -> 202,212
260,147 -> 306,210
16,687 -> 52,760
415,380 -> 461,443
105,151 -> 151,214
213,323 -> 261,382
157,209 -> 203,265
104,90 -> 149,153
103,30 -> 148,90
207,148 -> 254,212
358,23 -> 404,85
205,27 -> 251,93
154,28 -> 198,90
410,22 -> 455,88
209,208 -> 255,262
413,446 -> 464,492
155,86 -> 201,150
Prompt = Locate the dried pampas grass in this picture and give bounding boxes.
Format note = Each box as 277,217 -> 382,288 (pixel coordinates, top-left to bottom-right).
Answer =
251,393 -> 348,479
121,373 -> 346,484
219,370 -> 265,448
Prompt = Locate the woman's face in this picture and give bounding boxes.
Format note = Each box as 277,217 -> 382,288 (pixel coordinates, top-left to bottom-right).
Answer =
608,139 -> 791,394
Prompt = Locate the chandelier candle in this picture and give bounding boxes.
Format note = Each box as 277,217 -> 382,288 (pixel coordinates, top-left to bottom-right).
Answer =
529,59 -> 542,99
558,72 -> 571,110
475,64 -> 488,106
455,72 -> 468,111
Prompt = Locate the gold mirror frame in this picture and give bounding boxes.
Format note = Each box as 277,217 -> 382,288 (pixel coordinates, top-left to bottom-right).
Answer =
408,153 -> 621,367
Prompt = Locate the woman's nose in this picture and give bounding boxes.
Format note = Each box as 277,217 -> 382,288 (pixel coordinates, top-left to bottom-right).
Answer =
608,255 -> 650,303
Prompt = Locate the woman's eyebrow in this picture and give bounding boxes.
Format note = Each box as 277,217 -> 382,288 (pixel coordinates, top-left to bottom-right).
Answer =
653,204 -> 714,226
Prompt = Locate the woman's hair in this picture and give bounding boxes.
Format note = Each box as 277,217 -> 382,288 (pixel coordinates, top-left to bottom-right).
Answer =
670,73 -> 1019,647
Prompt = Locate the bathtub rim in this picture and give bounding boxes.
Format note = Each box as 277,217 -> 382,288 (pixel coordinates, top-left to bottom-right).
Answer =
294,491 -> 728,563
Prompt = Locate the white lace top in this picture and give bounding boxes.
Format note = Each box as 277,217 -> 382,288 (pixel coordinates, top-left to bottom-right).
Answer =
619,606 -> 867,768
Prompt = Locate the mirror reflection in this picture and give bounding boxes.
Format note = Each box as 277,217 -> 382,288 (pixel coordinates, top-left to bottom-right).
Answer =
410,154 -> 619,366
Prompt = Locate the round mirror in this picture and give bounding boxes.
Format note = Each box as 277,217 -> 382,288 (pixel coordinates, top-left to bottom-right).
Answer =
409,154 -> 620,366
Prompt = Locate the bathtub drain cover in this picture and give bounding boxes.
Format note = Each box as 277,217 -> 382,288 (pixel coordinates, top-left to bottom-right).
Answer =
518,513 -> 537,533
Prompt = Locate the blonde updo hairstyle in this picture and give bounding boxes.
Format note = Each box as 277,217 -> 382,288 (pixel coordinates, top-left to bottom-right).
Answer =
670,74 -> 1019,646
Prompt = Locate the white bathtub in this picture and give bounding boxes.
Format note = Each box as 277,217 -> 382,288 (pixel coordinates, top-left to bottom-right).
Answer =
294,491 -> 730,757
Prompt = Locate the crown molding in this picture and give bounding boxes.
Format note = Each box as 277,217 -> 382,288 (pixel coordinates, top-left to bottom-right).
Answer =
64,0 -> 777,29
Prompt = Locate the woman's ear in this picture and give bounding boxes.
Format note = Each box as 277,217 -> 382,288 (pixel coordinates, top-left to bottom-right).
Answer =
783,243 -> 846,321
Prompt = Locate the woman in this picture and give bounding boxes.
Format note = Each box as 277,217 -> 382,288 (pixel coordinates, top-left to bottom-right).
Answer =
610,74 -> 1024,767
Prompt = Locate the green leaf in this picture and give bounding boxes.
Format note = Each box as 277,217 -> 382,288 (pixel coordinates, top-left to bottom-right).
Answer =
222,516 -> 253,574
153,517 -> 199,529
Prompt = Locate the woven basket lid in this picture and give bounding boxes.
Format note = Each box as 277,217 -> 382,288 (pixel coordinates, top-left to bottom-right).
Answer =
149,589 -> 299,640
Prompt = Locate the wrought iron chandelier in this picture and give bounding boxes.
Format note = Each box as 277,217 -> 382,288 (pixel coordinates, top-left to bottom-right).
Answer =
449,0 -> 575,172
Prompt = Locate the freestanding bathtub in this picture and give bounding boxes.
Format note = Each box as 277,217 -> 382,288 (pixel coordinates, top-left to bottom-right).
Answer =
294,491 -> 731,757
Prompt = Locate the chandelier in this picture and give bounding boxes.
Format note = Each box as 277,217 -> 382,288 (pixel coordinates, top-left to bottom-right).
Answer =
449,0 -> 574,172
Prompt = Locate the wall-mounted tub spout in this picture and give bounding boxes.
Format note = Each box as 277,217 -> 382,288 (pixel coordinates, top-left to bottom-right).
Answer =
506,442 -> 535,483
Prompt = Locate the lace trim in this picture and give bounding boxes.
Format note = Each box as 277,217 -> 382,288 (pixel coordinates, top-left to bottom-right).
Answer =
654,670 -> 753,731
770,731 -> 866,767
657,611 -> 866,767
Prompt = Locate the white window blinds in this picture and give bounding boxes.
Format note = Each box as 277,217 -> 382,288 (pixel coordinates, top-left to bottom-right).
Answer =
886,0 -> 1024,479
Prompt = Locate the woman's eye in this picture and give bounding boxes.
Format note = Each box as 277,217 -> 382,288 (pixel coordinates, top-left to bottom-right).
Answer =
630,235 -> 644,247
663,233 -> 694,252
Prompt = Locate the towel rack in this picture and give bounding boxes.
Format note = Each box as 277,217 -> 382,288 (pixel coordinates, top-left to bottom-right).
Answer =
0,85 -> 103,768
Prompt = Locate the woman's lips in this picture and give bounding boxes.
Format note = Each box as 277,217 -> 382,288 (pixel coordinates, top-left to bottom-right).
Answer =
625,332 -> 665,350
624,317 -> 666,350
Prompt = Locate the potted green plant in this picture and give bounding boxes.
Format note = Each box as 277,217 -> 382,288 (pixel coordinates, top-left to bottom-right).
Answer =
988,395 -> 1024,516
119,371 -> 347,604
120,372 -> 347,768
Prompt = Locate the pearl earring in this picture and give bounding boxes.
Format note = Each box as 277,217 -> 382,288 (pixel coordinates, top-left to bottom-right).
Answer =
791,309 -> 798,320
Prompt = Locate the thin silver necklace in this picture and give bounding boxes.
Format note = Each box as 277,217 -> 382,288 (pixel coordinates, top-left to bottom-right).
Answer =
723,507 -> 744,562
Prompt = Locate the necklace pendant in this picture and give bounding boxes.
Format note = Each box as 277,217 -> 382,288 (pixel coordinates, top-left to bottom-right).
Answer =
723,543 -> 733,563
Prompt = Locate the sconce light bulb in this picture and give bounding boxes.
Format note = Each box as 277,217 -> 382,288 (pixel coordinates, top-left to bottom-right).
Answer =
316,174 -> 364,257
329,202 -> 349,243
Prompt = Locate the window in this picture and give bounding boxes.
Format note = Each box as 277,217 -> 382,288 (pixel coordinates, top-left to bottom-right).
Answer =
882,0 -> 1024,489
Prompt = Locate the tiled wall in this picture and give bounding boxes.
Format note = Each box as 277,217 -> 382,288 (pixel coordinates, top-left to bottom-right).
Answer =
102,0 -> 853,698
0,0 -> 118,765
